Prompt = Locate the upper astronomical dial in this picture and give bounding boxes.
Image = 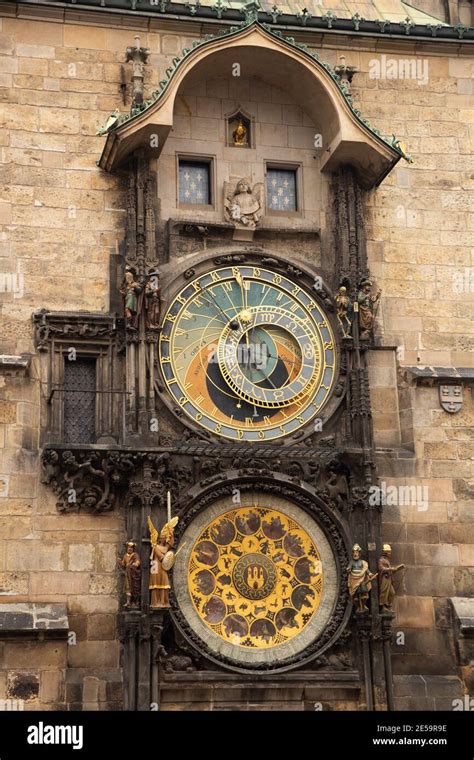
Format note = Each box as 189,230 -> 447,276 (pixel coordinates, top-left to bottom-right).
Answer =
217,306 -> 322,408
159,265 -> 337,442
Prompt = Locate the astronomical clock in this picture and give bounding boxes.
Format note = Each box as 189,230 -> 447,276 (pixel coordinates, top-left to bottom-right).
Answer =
159,263 -> 338,442
39,155 -> 385,707
153,253 -> 352,675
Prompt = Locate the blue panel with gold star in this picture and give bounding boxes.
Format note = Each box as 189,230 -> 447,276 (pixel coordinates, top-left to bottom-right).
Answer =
266,169 -> 297,212
179,161 -> 210,205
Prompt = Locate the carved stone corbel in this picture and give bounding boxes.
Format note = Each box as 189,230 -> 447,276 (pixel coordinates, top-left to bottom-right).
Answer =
41,447 -> 141,514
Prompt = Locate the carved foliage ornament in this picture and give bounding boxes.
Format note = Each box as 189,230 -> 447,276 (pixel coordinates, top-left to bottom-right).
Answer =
41,449 -> 140,514
33,310 -> 116,353
41,449 -> 193,514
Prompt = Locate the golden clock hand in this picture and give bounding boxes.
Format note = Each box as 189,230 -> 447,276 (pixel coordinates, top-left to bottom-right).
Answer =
234,273 -> 251,340
235,272 -> 244,306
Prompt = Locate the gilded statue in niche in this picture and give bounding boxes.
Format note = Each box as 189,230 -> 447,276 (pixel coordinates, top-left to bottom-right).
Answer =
233,118 -> 248,147
227,110 -> 251,148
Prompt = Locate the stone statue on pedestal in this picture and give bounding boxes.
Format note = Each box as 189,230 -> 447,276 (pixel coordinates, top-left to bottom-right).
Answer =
357,279 -> 381,340
378,543 -> 405,612
347,544 -> 376,613
119,540 -> 141,608
120,267 -> 142,330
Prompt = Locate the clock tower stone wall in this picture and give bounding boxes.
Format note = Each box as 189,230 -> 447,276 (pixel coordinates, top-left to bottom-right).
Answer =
0,3 -> 473,711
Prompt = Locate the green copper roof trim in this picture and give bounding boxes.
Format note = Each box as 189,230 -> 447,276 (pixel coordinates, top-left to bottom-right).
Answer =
100,15 -> 412,163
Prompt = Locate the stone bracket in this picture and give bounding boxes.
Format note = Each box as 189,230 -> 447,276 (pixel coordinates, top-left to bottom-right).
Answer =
450,597 -> 474,666
0,603 -> 69,639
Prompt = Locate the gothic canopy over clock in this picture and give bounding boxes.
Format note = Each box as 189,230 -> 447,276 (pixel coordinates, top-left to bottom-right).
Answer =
159,261 -> 339,441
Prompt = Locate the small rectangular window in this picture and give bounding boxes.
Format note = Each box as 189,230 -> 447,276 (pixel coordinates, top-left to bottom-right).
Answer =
63,358 -> 96,444
266,168 -> 298,212
178,159 -> 211,206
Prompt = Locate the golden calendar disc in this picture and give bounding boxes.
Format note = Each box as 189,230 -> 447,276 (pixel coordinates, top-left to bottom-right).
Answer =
188,506 -> 324,650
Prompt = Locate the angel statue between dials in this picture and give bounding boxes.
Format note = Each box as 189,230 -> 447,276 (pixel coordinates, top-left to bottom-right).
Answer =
224,178 -> 264,227
147,515 -> 179,609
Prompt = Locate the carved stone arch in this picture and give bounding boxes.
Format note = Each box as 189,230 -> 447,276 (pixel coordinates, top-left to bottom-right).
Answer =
99,21 -> 405,187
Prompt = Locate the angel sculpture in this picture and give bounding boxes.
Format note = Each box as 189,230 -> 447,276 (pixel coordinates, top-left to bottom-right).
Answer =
224,178 -> 264,227
147,515 -> 179,609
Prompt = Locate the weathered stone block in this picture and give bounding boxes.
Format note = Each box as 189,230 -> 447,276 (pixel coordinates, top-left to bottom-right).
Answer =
395,596 -> 434,628
0,402 -> 16,424
68,596 -> 118,615
456,543 -> 474,566
89,574 -> 116,595
40,670 -> 63,704
67,544 -> 94,572
6,541 -> 64,571
67,641 -> 119,668
7,671 -> 39,702
454,568 -> 474,596
0,572 -> 29,595
4,642 -> 66,668
67,614 -> 87,642
63,25 -> 107,50
39,108 -> 80,135
405,566 -> 455,596
406,524 -> 440,543
439,525 -> 474,546
415,543 -> 459,566
16,43 -> 55,59
434,598 -> 453,630
95,544 -> 116,573
30,572 -> 89,595
424,675 -> 464,697
87,614 -> 115,641
394,696 -> 435,710
393,675 -> 427,698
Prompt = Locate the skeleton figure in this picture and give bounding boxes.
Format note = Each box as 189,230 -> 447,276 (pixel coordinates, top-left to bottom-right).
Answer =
335,285 -> 353,337
224,178 -> 264,227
